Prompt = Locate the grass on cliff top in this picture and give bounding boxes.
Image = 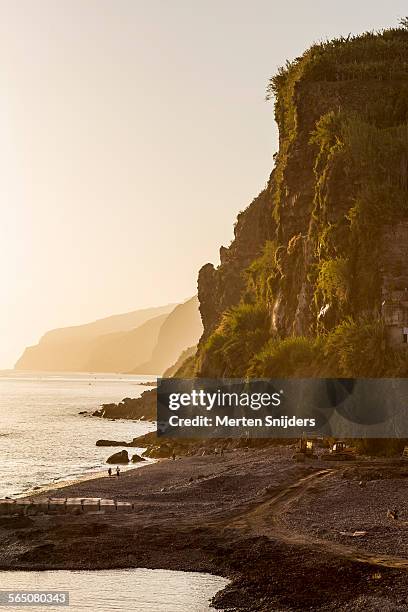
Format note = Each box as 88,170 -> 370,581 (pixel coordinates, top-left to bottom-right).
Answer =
267,22 -> 408,100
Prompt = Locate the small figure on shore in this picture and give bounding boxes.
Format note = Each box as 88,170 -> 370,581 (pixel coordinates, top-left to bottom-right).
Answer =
172,450 -> 176,461
108,467 -> 112,477
116,466 -> 120,478
220,447 -> 224,457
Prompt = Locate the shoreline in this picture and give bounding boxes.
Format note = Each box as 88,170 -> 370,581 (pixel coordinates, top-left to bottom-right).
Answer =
15,458 -> 157,501
1,447 -> 408,610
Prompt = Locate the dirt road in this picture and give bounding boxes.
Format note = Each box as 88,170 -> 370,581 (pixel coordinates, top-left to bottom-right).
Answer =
225,468 -> 408,570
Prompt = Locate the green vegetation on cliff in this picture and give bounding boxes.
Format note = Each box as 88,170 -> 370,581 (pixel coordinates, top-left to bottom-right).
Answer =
196,22 -> 408,380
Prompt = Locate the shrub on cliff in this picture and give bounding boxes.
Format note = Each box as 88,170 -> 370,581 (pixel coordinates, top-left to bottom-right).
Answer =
323,317 -> 388,377
248,336 -> 320,377
353,438 -> 406,457
200,303 -> 270,377
316,258 -> 350,304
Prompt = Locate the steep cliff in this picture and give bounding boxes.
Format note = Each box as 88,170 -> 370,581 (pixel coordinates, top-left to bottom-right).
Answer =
196,25 -> 408,378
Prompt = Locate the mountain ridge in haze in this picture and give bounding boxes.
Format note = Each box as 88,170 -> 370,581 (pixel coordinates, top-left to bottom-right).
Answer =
15,299 -> 203,374
39,304 -> 176,344
15,303 -> 175,372
82,313 -> 169,373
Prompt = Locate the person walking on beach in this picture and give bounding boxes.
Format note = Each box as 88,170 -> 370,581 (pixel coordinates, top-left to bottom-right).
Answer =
116,466 -> 120,478
108,467 -> 112,477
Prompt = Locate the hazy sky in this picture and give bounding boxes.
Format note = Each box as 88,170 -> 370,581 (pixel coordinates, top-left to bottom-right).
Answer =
0,1 -> 406,368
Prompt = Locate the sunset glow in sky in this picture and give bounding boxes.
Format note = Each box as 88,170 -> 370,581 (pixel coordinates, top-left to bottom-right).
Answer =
0,0 -> 406,368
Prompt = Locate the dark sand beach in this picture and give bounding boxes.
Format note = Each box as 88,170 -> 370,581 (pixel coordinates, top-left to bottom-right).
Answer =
1,447 -> 408,611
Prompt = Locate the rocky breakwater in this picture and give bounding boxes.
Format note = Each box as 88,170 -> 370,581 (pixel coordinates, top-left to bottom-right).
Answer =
93,389 -> 156,421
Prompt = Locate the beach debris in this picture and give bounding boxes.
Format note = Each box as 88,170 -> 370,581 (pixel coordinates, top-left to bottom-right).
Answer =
387,508 -> 399,520
339,530 -> 367,537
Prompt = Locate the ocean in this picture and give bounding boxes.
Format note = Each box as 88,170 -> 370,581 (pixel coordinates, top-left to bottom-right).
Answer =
0,371 -> 155,498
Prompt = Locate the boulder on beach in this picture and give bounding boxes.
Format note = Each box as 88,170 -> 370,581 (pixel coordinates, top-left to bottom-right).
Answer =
106,450 -> 129,464
131,454 -> 145,463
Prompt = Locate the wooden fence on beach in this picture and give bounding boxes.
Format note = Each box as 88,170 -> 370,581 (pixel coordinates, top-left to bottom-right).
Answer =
0,498 -> 134,515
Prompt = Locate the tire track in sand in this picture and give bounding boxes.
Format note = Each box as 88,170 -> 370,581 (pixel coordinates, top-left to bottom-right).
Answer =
219,469 -> 408,570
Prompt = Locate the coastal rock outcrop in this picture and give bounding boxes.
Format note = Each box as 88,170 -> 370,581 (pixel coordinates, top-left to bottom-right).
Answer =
106,450 -> 129,464
96,390 -> 156,421
96,440 -> 130,447
198,191 -> 274,344
131,454 -> 145,463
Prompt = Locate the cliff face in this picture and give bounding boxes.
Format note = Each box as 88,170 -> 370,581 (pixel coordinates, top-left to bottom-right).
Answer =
196,26 -> 408,378
198,190 -> 274,343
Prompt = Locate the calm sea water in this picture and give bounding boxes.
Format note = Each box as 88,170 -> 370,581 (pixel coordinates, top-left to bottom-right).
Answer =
0,569 -> 228,611
0,371 -> 155,498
